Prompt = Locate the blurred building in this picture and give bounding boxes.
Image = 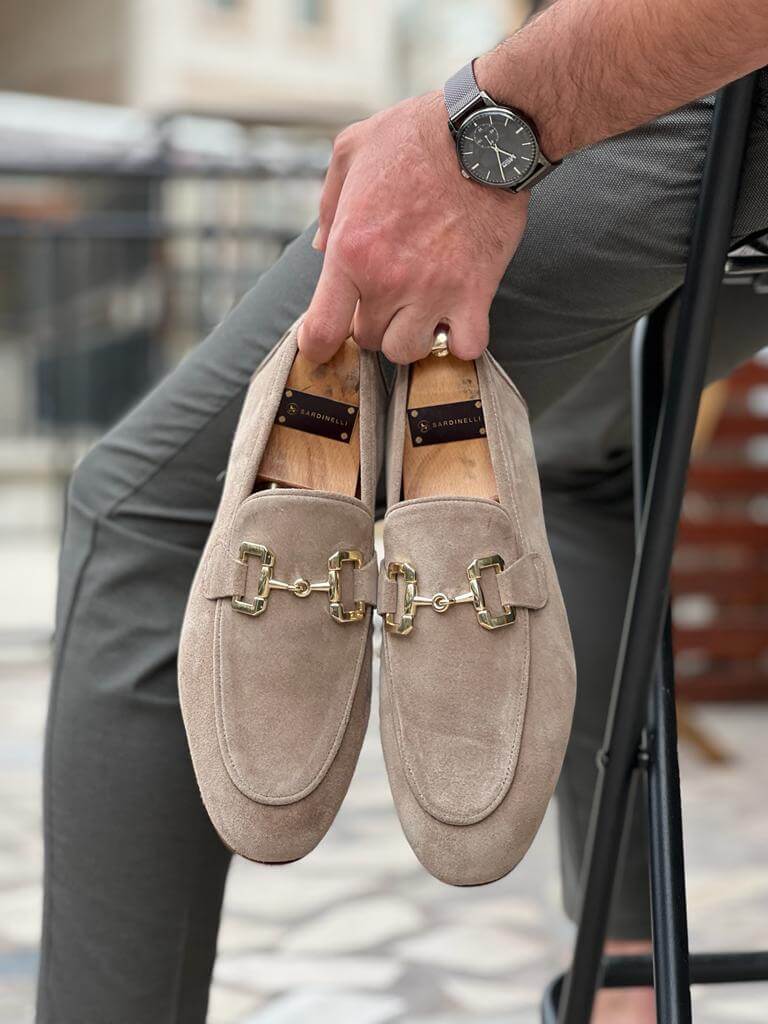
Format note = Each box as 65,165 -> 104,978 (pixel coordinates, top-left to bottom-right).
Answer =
0,1 -> 528,642
0,0 -> 527,435
1,0 -> 525,120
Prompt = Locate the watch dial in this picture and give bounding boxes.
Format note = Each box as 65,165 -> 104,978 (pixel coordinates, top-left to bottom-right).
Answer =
457,107 -> 538,187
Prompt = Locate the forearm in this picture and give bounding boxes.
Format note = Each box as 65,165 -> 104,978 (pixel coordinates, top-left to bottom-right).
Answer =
476,0 -> 768,161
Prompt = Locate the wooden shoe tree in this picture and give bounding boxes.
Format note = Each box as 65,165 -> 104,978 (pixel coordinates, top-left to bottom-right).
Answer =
256,337 -> 360,496
403,339 -> 497,501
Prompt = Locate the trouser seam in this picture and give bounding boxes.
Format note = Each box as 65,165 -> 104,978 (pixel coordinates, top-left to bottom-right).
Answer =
37,502 -> 98,1024
106,386 -> 249,520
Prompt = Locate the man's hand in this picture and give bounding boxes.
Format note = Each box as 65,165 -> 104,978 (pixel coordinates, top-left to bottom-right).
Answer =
297,0 -> 768,367
298,91 -> 529,365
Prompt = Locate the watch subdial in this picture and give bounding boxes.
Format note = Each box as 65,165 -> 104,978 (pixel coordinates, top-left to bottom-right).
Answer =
473,125 -> 499,149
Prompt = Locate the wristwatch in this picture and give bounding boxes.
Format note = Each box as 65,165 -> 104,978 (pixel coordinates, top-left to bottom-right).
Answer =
443,60 -> 558,192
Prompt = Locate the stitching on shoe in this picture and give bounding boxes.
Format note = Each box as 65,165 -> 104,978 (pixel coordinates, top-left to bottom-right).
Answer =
529,552 -> 548,607
380,359 -> 538,826
224,333 -> 298,553
381,506 -> 529,825
213,594 -> 371,806
383,612 -> 529,826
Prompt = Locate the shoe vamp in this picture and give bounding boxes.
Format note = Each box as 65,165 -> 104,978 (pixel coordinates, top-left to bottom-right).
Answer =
215,489 -> 373,805
382,497 -> 530,826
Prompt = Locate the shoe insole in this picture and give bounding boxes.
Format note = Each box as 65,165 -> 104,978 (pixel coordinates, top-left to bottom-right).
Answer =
402,351 -> 497,500
256,337 -> 361,496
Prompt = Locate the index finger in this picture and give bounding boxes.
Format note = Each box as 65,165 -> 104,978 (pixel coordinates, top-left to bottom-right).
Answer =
298,259 -> 360,363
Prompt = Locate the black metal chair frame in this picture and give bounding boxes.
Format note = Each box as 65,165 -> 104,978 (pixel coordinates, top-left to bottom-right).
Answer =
541,72 -> 768,1023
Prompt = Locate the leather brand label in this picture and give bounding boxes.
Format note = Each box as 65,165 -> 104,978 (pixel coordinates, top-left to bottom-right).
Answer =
406,399 -> 486,447
274,388 -> 358,443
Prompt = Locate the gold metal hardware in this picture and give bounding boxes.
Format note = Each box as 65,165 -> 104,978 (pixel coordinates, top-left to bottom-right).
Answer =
467,554 -> 517,630
328,549 -> 366,623
384,561 -> 418,635
231,542 -> 274,616
232,544 -> 365,624
384,554 -> 516,634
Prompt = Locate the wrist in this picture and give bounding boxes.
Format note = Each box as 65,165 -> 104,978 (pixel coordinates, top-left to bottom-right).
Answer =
473,46 -> 569,164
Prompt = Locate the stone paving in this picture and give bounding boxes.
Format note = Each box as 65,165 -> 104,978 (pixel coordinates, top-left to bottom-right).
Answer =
0,646 -> 767,1023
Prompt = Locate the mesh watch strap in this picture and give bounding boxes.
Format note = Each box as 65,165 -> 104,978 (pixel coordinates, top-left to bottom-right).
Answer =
444,61 -> 481,125
444,59 -> 561,188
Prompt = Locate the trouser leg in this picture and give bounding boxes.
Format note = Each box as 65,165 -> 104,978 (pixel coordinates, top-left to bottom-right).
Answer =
544,468 -> 650,939
489,76 -> 766,938
535,283 -> 768,940
36,233 -> 323,1024
38,78 -> 768,1021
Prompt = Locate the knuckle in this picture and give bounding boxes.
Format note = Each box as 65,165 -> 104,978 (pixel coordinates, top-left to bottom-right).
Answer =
380,262 -> 409,295
334,227 -> 370,271
422,267 -> 445,292
331,132 -> 347,157
332,124 -> 358,156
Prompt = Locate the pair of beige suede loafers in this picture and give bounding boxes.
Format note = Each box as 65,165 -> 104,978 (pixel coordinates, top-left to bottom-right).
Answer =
179,318 -> 576,886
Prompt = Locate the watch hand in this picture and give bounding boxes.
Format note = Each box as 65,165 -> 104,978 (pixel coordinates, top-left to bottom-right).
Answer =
492,144 -> 506,181
495,147 -> 516,159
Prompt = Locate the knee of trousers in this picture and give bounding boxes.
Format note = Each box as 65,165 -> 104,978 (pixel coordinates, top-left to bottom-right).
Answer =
55,440 -> 201,697
65,431 -> 136,522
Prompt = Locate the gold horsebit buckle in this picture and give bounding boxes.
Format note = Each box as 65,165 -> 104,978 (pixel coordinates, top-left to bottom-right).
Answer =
384,554 -> 516,636
232,543 -> 365,624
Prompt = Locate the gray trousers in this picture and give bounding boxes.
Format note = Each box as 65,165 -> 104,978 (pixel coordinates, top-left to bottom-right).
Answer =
38,80 -> 768,1023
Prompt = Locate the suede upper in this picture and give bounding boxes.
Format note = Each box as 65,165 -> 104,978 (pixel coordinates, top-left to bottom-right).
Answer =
179,321 -> 384,862
379,496 -> 535,826
378,351 -> 577,885
207,489 -> 375,805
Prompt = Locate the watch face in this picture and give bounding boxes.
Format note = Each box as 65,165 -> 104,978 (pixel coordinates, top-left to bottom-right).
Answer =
456,107 -> 539,188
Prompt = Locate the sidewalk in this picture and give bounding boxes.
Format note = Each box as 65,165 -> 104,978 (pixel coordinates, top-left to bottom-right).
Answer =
0,645 -> 767,1023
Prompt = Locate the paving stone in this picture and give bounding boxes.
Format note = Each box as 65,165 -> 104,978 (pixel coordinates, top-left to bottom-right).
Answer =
444,897 -> 543,929
406,1015 -> 532,1024
223,863 -> 372,921
207,985 -> 264,1024
281,897 -> 423,953
396,925 -> 545,974
443,976 -> 543,1014
243,989 -> 403,1023
216,916 -> 284,954
214,953 -> 402,994
2,657 -> 768,1024
693,988 -> 768,1023
305,836 -> 417,874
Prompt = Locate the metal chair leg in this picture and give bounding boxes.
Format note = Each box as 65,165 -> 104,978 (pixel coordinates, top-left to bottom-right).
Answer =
542,72 -> 759,1024
633,303 -> 693,1023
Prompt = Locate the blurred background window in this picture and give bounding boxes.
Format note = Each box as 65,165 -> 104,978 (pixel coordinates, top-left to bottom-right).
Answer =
296,0 -> 328,27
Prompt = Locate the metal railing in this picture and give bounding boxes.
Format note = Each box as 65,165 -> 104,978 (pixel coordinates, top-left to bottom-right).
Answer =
0,157 -> 323,442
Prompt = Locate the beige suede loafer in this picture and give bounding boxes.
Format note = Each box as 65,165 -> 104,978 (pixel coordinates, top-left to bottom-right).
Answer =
377,348 -> 576,886
179,320 -> 384,863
